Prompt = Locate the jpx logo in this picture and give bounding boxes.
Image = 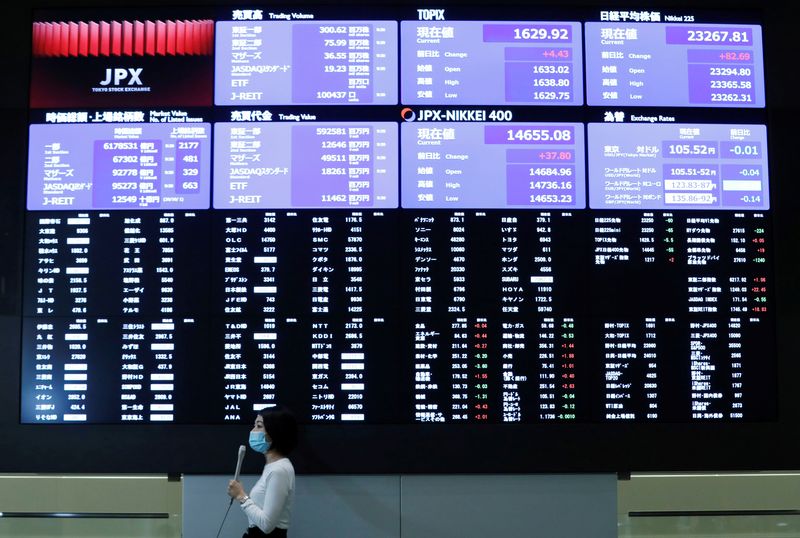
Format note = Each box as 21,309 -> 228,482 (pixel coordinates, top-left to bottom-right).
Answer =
99,68 -> 144,86
417,9 -> 445,20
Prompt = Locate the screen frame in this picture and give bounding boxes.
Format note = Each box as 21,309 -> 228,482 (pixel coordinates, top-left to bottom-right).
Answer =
1,0 -> 799,475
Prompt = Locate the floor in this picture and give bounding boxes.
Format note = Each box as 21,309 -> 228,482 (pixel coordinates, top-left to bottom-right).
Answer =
619,514 -> 800,537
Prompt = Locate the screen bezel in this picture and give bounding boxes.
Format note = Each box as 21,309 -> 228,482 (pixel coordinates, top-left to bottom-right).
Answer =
1,0 -> 798,474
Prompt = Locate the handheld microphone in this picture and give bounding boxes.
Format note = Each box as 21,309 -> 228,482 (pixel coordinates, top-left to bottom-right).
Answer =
227,445 -> 246,508
219,445 -> 248,538
234,444 -> 246,482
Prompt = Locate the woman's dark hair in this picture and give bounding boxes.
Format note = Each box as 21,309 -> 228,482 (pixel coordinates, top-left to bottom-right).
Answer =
259,405 -> 298,455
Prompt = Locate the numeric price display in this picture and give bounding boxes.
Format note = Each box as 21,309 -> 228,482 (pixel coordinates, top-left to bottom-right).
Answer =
27,123 -> 211,210
588,123 -> 769,209
401,21 -> 583,105
213,122 -> 398,208
401,122 -> 585,208
215,20 -> 398,105
586,22 -> 764,107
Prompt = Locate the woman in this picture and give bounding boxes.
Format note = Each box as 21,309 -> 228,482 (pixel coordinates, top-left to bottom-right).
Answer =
227,406 -> 298,538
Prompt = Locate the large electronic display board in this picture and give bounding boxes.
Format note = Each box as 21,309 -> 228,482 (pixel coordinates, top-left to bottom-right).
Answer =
2,1 -> 797,474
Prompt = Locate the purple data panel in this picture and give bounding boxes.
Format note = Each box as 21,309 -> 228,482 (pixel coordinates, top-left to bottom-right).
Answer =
215,21 -> 398,105
586,23 -> 764,107
27,123 -> 211,210
401,122 -> 585,208
401,21 -> 583,105
214,122 -> 398,208
588,123 -> 769,210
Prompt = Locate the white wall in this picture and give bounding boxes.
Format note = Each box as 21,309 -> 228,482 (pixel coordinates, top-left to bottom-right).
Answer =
184,473 -> 617,538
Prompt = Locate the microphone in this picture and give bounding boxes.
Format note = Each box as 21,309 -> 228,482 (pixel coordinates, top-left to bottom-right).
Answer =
234,444 -> 246,482
219,445 -> 248,537
228,445 -> 246,507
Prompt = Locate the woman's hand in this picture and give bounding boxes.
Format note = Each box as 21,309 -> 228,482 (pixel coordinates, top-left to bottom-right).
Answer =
227,479 -> 245,501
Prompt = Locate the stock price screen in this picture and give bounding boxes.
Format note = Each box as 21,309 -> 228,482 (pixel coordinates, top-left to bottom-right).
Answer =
22,6 -> 775,426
